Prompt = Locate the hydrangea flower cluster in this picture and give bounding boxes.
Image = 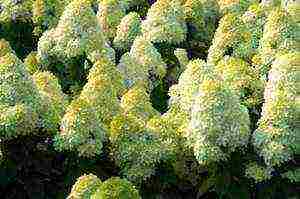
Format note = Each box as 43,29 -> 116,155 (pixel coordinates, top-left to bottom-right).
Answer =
0,39 -> 66,139
68,174 -> 141,199
54,58 -> 124,157
249,52 -> 299,182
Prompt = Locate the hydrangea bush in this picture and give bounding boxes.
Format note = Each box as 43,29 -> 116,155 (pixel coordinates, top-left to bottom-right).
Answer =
0,0 -> 299,198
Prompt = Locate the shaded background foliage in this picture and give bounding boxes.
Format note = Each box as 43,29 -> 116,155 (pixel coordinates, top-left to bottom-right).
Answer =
0,134 -> 298,198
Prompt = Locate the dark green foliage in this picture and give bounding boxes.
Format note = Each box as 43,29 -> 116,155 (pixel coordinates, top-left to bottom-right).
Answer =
150,82 -> 169,113
0,22 -> 38,59
41,55 -> 89,95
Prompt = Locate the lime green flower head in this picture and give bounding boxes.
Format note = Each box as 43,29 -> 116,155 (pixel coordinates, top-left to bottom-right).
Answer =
254,7 -> 299,77
207,13 -> 244,65
113,12 -> 141,51
146,114 -> 185,162
32,71 -> 67,133
97,0 -> 127,40
245,162 -> 273,183
110,118 -> 164,184
109,84 -> 158,142
188,79 -> 250,165
54,98 -> 106,157
54,58 -> 123,157
215,56 -> 264,107
110,128 -> 164,183
24,51 -> 39,74
68,175 -> 141,199
0,39 -> 13,56
252,52 -> 300,168
168,59 -> 213,112
91,177 -> 141,199
120,84 -> 159,119
129,36 -> 167,89
141,0 -> 187,44
67,174 -> 102,199
118,35 -> 167,90
0,40 -> 41,139
236,2 -> 270,60
217,0 -> 259,15
117,52 -> 148,89
208,1 -> 274,65
37,0 -> 108,66
109,84 -> 164,183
